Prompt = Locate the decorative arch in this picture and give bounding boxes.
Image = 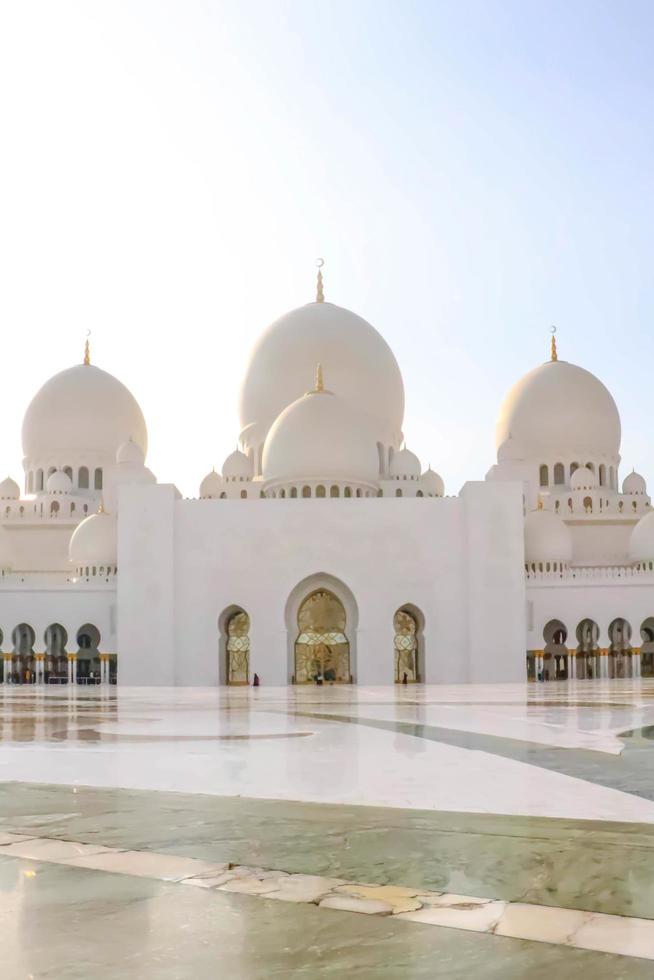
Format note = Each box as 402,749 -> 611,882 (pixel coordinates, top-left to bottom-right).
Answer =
285,573 -> 358,684
542,619 -> 569,681
608,618 -> 632,679
218,605 -> 250,686
45,623 -> 68,680
393,604 -> 424,683
575,618 -> 599,680
641,617 -> 654,677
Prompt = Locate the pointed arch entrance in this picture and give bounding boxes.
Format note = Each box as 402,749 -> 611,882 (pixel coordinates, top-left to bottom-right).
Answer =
218,606 -> 250,685
393,606 -> 423,683
294,590 -> 350,684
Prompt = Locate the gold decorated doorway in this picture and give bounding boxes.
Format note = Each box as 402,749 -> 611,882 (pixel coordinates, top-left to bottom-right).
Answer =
226,610 -> 250,685
294,589 -> 351,684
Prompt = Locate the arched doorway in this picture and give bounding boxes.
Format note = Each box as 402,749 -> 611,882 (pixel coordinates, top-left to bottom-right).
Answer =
294,589 -> 350,684
224,609 -> 250,685
77,624 -> 101,683
12,624 -> 35,684
641,618 -> 654,677
608,618 -> 632,678
575,619 -> 599,680
542,619 -> 568,681
393,607 -> 422,683
45,624 -> 68,683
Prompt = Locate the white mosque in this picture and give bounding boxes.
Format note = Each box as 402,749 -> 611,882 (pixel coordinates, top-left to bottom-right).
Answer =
1,266 -> 653,686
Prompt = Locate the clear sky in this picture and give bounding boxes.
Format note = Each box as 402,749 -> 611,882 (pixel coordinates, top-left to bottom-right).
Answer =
0,1 -> 652,495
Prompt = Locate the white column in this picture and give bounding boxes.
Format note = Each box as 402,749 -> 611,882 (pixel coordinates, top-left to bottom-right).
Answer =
72,657 -> 78,684
569,654 -> 576,680
634,652 -> 641,678
67,657 -> 73,685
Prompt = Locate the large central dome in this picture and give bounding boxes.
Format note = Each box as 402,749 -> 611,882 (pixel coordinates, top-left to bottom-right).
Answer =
238,302 -> 405,452
495,359 -> 621,458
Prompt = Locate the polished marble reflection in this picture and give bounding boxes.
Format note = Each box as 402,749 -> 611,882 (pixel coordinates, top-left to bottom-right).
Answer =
2,682 -> 654,974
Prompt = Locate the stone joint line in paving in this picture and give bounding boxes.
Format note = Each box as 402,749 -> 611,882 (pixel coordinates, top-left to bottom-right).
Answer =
0,832 -> 653,962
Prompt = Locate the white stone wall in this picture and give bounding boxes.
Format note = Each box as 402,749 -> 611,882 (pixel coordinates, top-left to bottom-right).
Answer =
117,480 -> 526,686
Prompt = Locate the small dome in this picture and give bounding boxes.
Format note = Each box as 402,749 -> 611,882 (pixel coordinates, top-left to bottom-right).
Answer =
116,438 -> 145,466
623,470 -> 647,496
46,470 -> 72,494
389,448 -> 421,479
262,375 -> 379,485
630,511 -> 654,563
0,477 -> 20,500
22,362 -> 147,461
69,509 -> 117,566
0,527 -> 14,570
570,466 -> 597,491
524,509 -> 573,563
200,470 -> 224,499
496,359 -> 621,459
421,468 -> 444,496
222,449 -> 253,481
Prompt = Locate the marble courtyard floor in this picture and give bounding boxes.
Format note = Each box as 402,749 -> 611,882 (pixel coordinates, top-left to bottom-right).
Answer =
2,683 -> 654,976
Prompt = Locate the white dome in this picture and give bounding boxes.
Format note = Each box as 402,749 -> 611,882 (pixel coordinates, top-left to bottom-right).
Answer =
116,438 -> 145,466
46,470 -> 72,494
629,511 -> 654,563
524,509 -> 573,563
421,468 -> 445,496
199,470 -> 224,499
0,527 -> 14,570
23,363 -> 147,461
222,449 -> 252,481
623,470 -> 647,496
0,477 -> 20,500
496,359 -> 620,459
389,448 -> 421,479
239,302 -> 404,451
69,510 -> 117,566
262,380 -> 379,485
570,466 -> 597,490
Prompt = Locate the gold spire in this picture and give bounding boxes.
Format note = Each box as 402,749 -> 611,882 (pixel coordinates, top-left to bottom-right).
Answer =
315,362 -> 324,392
316,258 -> 325,303
84,331 -> 91,366
98,500 -> 104,514
550,326 -> 558,362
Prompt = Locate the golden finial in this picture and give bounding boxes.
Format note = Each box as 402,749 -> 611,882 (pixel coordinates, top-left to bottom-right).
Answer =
550,325 -> 558,362
98,500 -> 104,514
84,329 -> 91,366
315,363 -> 324,392
316,258 -> 325,303
537,498 -> 544,510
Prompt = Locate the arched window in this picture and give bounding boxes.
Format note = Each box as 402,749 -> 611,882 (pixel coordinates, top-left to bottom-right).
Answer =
586,462 -> 595,473
47,466 -> 56,477
599,464 -> 606,486
554,463 -> 564,485
302,486 -> 311,498
50,500 -> 59,516
279,489 -> 286,498
94,468 -> 103,490
344,487 -> 352,498
221,608 -> 250,686
78,466 -> 89,489
539,465 -> 549,487
609,466 -> 615,489
290,487 -> 298,498
395,488 -> 403,497
240,489 -> 247,499
417,490 -> 424,497
220,492 -> 227,499
583,496 -> 592,513
316,485 -> 326,498
63,466 -> 73,480
570,462 -> 579,476
330,485 -> 340,498
36,469 -> 44,491
356,488 -> 362,497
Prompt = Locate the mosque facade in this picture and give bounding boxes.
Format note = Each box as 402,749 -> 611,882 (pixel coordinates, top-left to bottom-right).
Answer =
1,273 -> 652,686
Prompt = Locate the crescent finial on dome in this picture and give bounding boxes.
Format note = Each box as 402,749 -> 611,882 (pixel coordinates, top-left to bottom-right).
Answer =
550,326 -> 558,362
315,363 -> 324,392
84,331 -> 91,366
316,258 -> 325,303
